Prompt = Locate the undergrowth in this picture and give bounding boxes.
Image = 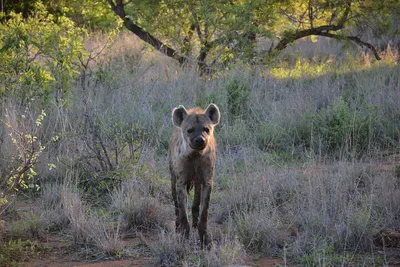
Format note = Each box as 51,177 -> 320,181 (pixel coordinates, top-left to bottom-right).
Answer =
0,33 -> 399,265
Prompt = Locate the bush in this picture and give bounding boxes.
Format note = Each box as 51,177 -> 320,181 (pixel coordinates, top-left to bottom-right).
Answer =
233,210 -> 284,255
200,235 -> 246,267
292,97 -> 379,157
110,180 -> 172,231
149,231 -> 190,267
0,239 -> 40,265
0,2 -> 87,104
225,78 -> 250,120
40,181 -> 69,230
6,214 -> 46,240
61,190 -> 125,256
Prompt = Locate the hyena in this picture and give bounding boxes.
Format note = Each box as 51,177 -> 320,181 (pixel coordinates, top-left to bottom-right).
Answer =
169,103 -> 220,249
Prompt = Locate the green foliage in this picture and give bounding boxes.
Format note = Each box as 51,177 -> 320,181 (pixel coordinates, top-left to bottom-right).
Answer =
1,0 -> 119,31
318,97 -> 378,154
6,214 -> 46,240
225,78 -> 250,120
0,239 -> 41,266
292,97 -> 379,157
0,2 -> 87,104
55,0 -> 119,30
119,0 -> 277,64
5,0 -> 398,67
76,113 -> 147,204
0,108 -> 46,209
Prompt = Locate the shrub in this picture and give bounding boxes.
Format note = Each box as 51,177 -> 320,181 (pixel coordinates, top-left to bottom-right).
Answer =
200,235 -> 246,267
292,97 -> 379,157
149,231 -> 190,267
0,2 -> 87,104
232,210 -> 284,255
110,180 -> 172,231
0,239 -> 40,266
61,190 -> 125,256
6,214 -> 46,240
40,181 -> 69,230
225,78 -> 250,120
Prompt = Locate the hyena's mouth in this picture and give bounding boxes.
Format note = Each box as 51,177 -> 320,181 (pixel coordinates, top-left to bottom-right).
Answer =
190,143 -> 207,151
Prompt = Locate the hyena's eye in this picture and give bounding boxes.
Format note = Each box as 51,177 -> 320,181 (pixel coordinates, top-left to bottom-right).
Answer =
187,128 -> 194,134
203,127 -> 210,134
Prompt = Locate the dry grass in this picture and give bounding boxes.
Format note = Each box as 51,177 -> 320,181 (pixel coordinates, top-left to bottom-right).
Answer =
211,147 -> 400,264
62,189 -> 125,255
148,230 -> 246,267
110,179 -> 173,231
0,32 -> 399,265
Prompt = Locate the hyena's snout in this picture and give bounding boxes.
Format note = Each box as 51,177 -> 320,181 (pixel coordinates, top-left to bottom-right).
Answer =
192,135 -> 206,150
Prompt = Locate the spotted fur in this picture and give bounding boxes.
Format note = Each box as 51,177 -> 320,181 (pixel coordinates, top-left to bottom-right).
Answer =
168,104 -> 220,249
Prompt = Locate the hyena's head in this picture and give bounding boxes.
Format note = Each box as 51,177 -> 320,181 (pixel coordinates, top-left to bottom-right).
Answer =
172,104 -> 220,151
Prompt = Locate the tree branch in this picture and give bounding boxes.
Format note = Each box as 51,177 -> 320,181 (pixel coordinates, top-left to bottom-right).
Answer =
317,32 -> 381,60
274,24 -> 343,51
273,23 -> 381,60
107,0 -> 187,65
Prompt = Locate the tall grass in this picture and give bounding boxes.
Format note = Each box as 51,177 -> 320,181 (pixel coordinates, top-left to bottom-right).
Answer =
1,33 -> 399,264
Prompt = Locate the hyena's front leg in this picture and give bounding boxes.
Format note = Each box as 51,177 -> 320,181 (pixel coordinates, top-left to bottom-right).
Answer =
176,181 -> 190,238
171,173 -> 180,229
198,181 -> 212,249
192,183 -> 202,229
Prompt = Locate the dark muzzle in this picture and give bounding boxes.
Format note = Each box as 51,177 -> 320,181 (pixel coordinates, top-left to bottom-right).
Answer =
191,136 -> 206,150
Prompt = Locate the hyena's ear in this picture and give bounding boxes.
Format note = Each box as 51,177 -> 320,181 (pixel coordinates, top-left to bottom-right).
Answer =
172,105 -> 188,127
205,103 -> 220,125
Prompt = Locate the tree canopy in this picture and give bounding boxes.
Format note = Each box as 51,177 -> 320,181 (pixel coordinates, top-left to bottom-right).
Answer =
1,0 -> 399,71
106,0 -> 399,70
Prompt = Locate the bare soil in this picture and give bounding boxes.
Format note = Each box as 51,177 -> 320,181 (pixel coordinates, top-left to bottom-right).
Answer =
18,230 -> 287,267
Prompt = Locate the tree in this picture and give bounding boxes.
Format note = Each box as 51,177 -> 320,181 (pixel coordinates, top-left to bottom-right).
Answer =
0,2 -> 87,104
3,1 -> 396,70
0,0 -> 118,30
107,0 -> 398,68
107,0 -> 277,71
269,0 -> 400,60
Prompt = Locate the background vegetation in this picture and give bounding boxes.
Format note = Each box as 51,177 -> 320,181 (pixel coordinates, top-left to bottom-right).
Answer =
0,1 -> 399,266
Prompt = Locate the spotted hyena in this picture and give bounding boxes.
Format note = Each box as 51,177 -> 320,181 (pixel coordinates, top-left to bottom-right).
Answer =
169,103 -> 220,248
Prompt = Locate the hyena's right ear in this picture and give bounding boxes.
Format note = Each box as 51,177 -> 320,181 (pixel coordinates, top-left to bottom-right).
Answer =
172,105 -> 188,127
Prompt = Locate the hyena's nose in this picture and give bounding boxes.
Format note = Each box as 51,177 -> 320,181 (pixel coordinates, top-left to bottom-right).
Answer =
195,136 -> 205,146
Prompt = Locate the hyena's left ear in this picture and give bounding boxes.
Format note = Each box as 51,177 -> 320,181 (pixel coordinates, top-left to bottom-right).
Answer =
205,103 -> 220,125
172,105 -> 188,127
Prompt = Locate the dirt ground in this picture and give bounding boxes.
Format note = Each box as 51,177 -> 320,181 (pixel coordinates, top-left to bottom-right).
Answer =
17,229 -> 400,267
19,232 -> 288,267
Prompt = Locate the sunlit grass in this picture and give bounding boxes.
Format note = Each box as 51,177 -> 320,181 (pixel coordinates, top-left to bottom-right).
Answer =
269,47 -> 398,80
